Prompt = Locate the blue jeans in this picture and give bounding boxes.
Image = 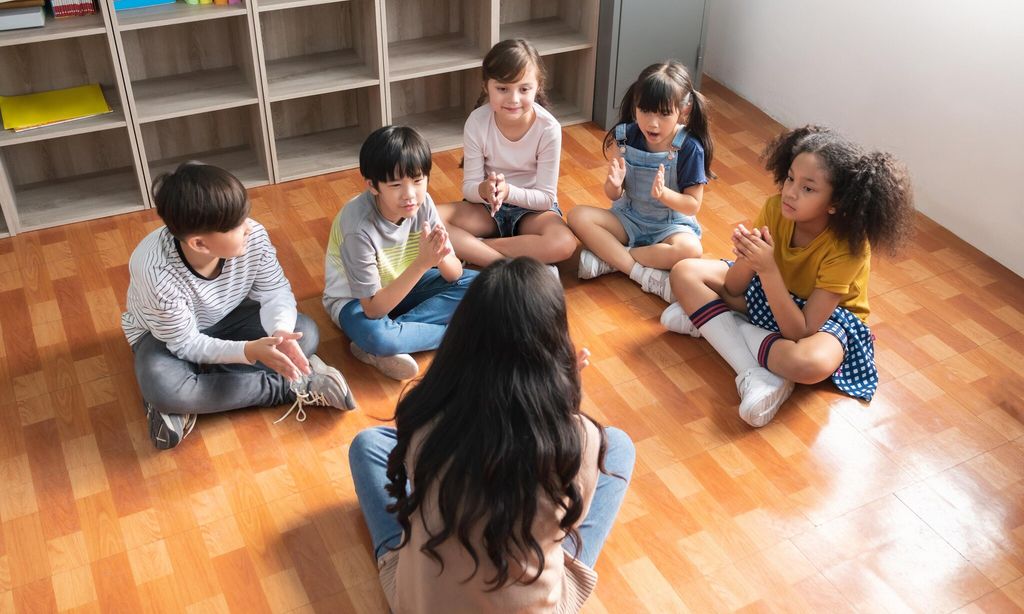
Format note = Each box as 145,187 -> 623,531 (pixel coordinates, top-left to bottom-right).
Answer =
339,268 -> 477,356
349,425 -> 636,567
131,300 -> 318,414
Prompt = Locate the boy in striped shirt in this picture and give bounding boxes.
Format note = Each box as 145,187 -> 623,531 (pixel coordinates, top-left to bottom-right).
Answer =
323,126 -> 477,380
122,162 -> 356,450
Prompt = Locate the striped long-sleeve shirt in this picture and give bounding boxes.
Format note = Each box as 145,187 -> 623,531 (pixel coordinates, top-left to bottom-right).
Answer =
121,220 -> 297,365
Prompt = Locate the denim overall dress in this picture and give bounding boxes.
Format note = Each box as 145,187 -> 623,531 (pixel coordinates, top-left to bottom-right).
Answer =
610,123 -> 702,247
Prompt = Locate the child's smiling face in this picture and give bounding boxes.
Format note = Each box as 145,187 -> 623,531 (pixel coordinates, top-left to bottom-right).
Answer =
486,65 -> 539,123
368,171 -> 428,224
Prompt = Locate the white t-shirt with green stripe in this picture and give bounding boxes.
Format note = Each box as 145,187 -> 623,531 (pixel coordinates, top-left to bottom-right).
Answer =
323,189 -> 448,322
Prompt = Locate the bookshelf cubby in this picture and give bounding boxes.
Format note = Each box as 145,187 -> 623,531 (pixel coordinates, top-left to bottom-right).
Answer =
383,0 -> 488,82
0,9 -> 146,236
271,87 -> 383,182
0,0 -> 598,235
499,0 -> 597,57
545,49 -> 596,126
141,105 -> 271,188
1,129 -> 143,232
258,0 -> 380,102
118,18 -> 261,122
389,68 -> 481,153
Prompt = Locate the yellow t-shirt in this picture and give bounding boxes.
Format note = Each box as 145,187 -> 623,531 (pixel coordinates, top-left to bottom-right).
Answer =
752,195 -> 871,322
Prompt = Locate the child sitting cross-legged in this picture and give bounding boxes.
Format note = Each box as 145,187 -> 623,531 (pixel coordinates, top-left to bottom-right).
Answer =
324,125 -> 478,380
123,162 -> 356,450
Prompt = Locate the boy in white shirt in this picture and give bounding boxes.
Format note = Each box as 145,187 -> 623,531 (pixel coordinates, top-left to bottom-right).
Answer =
123,162 -> 355,450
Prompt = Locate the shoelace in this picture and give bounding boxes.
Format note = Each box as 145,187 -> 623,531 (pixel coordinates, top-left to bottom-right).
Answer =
273,390 -> 331,424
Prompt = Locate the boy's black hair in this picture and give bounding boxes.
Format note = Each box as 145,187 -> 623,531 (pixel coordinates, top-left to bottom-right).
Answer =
152,161 -> 250,239
359,125 -> 432,188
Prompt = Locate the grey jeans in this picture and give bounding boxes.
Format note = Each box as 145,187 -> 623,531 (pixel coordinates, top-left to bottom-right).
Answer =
131,300 -> 319,414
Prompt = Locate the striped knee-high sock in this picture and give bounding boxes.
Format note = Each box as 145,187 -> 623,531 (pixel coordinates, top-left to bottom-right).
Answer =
689,299 -> 758,374
738,321 -> 784,369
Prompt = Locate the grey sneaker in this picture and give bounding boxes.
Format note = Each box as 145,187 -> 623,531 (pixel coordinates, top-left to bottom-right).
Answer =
635,266 -> 674,302
350,341 -> 419,381
145,402 -> 196,450
274,355 -> 357,424
308,355 -> 356,410
736,367 -> 795,428
578,249 -> 615,280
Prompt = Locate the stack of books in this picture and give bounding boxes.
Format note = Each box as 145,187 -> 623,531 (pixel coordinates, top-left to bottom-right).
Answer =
49,0 -> 95,17
0,84 -> 112,132
0,0 -> 44,31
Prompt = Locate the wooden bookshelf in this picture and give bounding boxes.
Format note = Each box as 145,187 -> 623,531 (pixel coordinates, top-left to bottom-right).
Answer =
0,9 -> 147,236
0,0 -> 599,235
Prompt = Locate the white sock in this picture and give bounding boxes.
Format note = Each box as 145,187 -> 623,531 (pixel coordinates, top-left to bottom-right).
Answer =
698,309 -> 759,374
628,262 -> 645,283
737,321 -> 781,369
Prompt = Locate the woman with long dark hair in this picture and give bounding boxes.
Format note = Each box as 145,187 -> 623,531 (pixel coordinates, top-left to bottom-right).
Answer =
349,257 -> 635,613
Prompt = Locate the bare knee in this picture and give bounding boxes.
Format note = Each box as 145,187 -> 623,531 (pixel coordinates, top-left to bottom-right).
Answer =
788,347 -> 840,385
670,258 -> 704,286
567,205 -> 598,230
545,226 -> 578,262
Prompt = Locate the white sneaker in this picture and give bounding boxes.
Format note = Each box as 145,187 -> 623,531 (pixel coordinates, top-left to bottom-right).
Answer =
350,341 -> 419,381
661,302 -> 701,337
635,266 -> 674,303
735,367 -> 794,428
578,249 -> 615,280
274,355 -> 357,424
548,264 -> 561,282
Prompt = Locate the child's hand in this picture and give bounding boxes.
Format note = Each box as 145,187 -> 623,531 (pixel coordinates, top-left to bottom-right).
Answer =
415,222 -> 452,268
273,330 -> 311,378
494,174 -> 509,209
607,157 -> 626,189
731,223 -> 760,259
576,347 -> 591,371
733,224 -> 776,273
651,164 -> 666,200
478,172 -> 508,216
244,336 -> 304,381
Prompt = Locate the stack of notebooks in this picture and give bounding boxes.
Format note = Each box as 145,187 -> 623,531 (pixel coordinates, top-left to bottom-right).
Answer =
0,0 -> 44,31
0,84 -> 112,133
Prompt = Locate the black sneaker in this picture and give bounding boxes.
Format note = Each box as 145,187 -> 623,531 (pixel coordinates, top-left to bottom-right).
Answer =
145,401 -> 196,450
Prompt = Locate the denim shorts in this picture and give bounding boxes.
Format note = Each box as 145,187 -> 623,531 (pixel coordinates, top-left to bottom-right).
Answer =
611,204 -> 700,248
481,201 -> 564,238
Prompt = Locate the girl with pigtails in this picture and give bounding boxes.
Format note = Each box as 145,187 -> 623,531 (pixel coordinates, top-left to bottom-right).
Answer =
568,60 -> 714,302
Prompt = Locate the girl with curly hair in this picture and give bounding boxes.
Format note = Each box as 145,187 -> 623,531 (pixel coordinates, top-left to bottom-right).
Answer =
349,257 -> 635,613
662,125 -> 915,427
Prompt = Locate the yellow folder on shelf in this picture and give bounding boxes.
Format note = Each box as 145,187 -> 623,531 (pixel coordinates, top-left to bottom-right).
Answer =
0,84 -> 112,132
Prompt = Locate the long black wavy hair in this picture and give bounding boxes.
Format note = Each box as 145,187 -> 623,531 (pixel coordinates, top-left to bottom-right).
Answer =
384,257 -> 608,589
762,125 -> 915,255
604,60 -> 715,178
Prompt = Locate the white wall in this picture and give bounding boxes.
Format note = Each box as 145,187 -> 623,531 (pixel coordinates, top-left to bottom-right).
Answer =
704,1 -> 1024,277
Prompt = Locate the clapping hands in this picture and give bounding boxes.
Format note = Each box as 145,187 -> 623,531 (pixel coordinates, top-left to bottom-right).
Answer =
479,172 -> 509,216
732,223 -> 776,273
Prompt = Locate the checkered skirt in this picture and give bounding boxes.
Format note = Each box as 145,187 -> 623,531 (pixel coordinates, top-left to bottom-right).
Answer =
744,275 -> 879,401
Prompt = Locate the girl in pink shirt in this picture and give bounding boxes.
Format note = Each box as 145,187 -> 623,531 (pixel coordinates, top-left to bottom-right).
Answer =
439,40 -> 578,273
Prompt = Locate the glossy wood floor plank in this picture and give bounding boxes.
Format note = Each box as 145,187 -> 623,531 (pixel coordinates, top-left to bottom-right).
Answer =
0,78 -> 1022,612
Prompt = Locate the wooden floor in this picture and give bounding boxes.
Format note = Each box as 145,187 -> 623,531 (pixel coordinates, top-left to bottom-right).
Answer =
1,78 -> 1023,613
